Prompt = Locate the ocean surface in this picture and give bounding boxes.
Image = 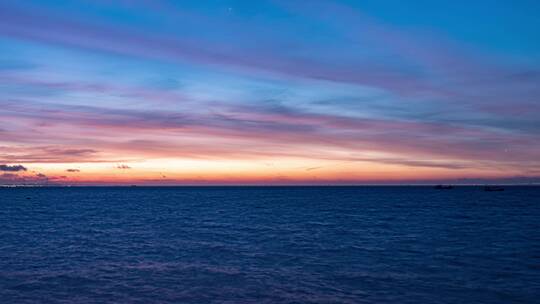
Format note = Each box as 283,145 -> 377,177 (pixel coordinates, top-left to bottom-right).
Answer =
0,186 -> 539,303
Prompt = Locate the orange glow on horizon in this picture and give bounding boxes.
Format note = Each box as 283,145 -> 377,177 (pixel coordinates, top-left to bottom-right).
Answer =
7,156 -> 526,185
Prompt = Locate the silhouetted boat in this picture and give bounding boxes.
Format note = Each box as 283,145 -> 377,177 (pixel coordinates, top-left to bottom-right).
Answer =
484,186 -> 504,192
434,185 -> 454,189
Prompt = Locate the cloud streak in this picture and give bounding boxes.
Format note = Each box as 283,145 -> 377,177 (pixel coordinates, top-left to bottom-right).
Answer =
1,1 -> 538,103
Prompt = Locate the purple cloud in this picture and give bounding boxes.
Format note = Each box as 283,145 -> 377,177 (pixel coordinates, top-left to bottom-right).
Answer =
0,164 -> 27,172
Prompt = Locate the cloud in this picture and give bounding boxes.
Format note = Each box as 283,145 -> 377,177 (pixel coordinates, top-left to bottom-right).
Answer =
3,0 -> 538,105
0,164 -> 27,172
117,164 -> 131,169
1,173 -> 18,179
0,145 -> 102,163
1,99 -> 538,173
36,173 -> 47,179
66,168 -> 80,172
0,172 -> 62,185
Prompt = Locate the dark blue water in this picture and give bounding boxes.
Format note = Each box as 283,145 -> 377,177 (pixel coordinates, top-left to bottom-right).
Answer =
1,186 -> 539,303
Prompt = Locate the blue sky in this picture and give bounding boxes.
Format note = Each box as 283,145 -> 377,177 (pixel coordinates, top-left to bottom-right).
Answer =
1,0 -> 539,184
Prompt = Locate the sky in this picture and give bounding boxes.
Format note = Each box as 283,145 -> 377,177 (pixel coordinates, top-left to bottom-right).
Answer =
1,0 -> 539,185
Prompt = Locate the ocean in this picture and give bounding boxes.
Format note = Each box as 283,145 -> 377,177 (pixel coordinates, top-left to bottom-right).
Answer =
1,186 -> 538,303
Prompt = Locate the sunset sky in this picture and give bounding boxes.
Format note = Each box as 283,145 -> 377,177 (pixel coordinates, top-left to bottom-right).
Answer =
1,0 -> 539,185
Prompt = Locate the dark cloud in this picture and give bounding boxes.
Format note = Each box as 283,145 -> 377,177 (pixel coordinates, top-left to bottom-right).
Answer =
0,164 -> 27,172
66,168 -> 80,172
0,172 -> 62,185
117,164 -> 131,169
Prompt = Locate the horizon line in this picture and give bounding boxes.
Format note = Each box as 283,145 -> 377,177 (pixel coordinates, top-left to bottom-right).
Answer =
2,183 -> 539,188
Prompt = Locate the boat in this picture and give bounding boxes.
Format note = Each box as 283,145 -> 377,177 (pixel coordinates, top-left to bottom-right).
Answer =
434,185 -> 454,189
484,186 -> 504,192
